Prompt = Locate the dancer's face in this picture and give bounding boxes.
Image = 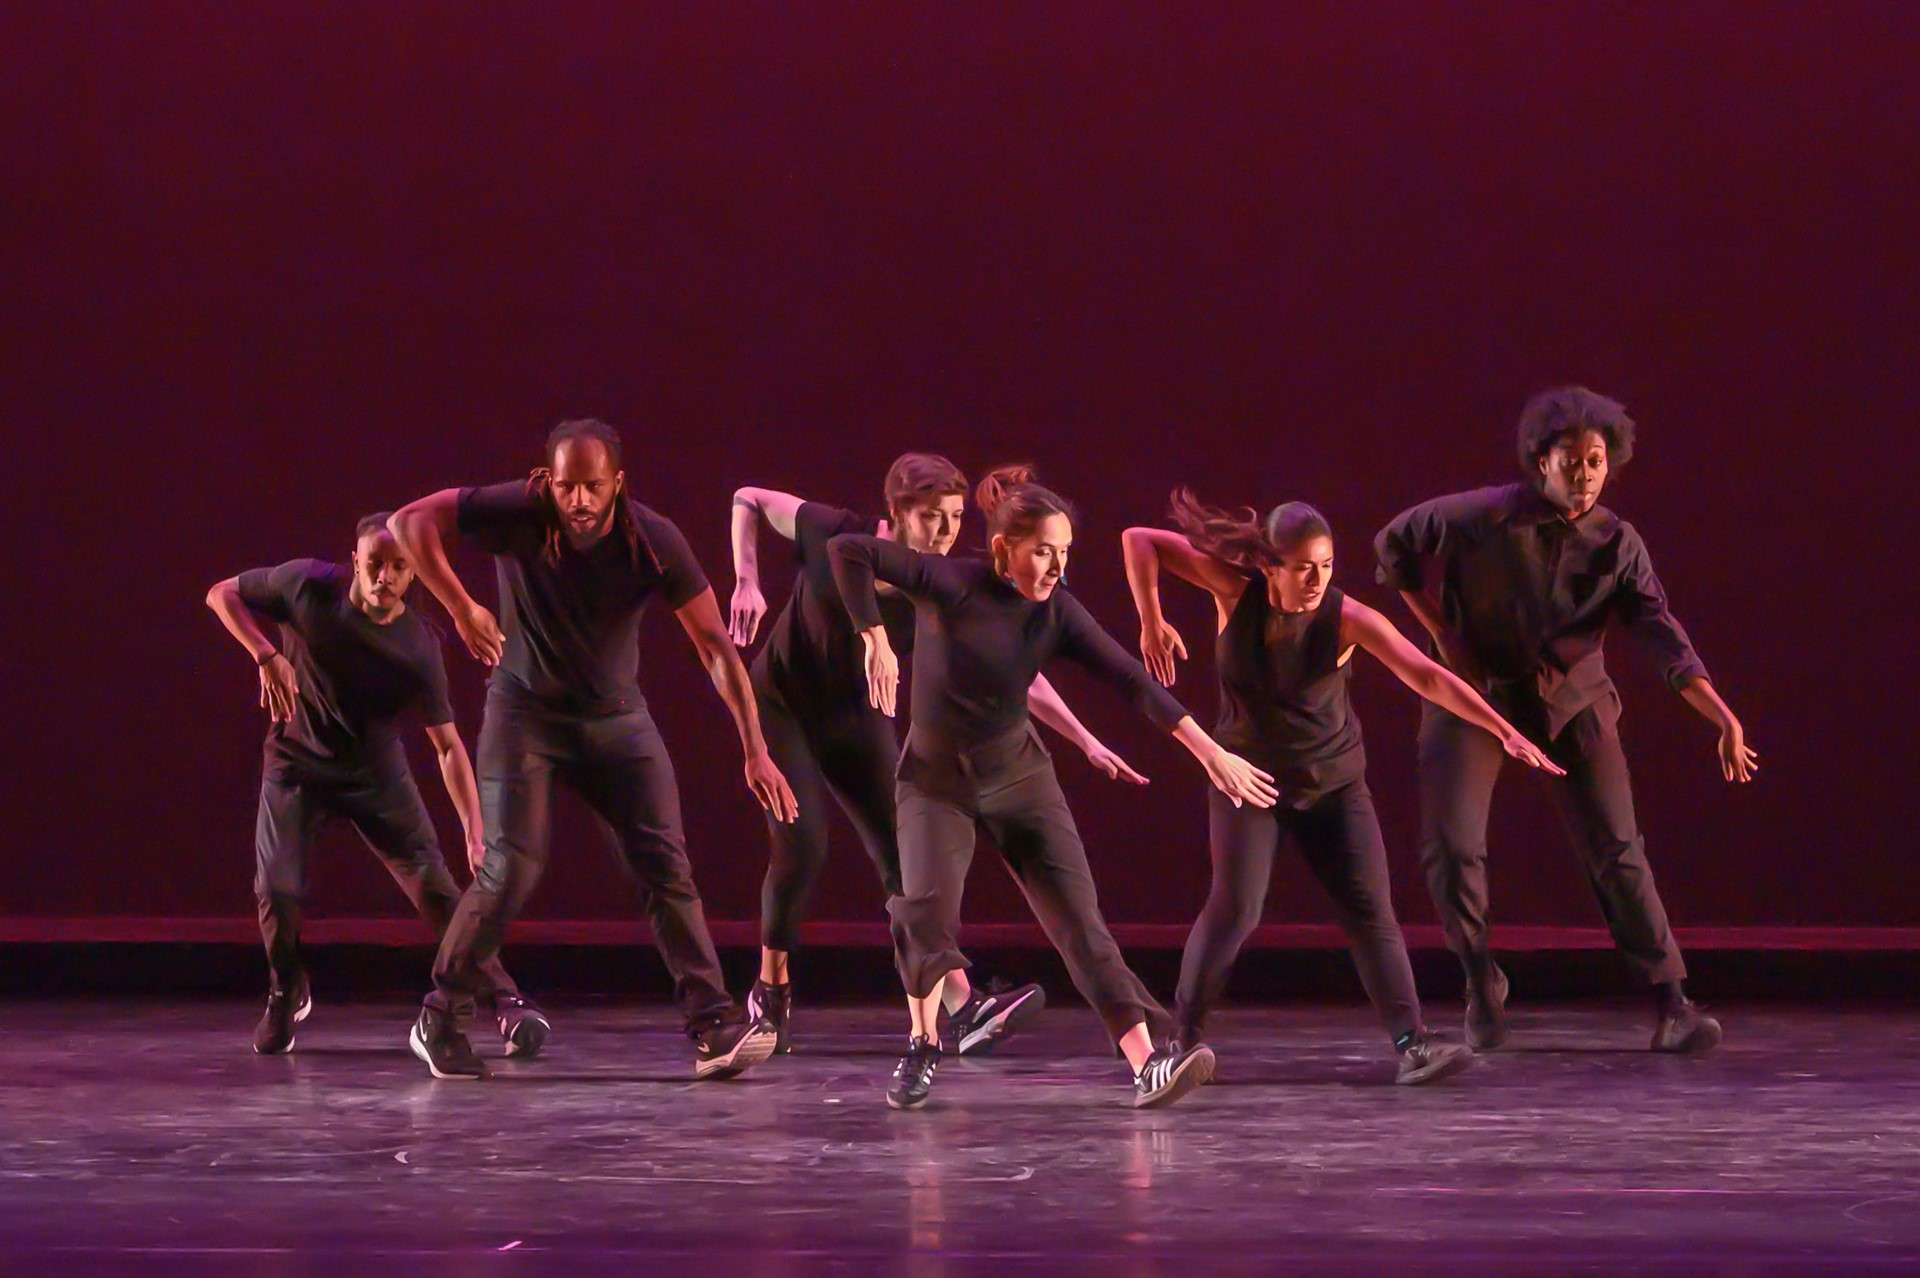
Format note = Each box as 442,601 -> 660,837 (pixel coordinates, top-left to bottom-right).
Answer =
1538,428 -> 1609,519
1263,534 -> 1334,613
352,529 -> 415,615
896,495 -> 965,556
995,512 -> 1072,602
550,438 -> 625,547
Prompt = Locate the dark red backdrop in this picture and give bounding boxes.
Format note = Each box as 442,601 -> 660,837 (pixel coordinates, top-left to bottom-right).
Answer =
3,5 -> 1912,938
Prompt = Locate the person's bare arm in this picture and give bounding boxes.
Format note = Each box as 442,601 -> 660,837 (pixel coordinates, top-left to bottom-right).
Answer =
1028,673 -> 1149,785
1678,677 -> 1759,783
728,487 -> 807,647
674,588 -> 800,822
424,721 -> 487,876
205,577 -> 299,722
1343,599 -> 1562,775
389,491 -> 503,666
1120,526 -> 1250,686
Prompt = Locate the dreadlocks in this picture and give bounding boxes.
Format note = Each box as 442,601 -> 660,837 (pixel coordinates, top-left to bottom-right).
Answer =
526,418 -> 654,573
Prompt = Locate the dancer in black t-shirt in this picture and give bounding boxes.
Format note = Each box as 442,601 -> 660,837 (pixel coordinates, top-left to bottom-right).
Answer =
389,419 -> 798,1080
1123,490 -> 1561,1084
206,513 -> 533,1056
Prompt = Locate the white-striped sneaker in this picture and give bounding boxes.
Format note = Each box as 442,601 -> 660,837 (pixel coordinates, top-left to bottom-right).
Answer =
1132,1041 -> 1215,1109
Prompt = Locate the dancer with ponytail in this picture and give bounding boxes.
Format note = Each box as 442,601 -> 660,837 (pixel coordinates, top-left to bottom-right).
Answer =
1124,491 -> 1563,1084
731,454 -> 1103,1055
830,465 -> 1279,1110
388,419 -> 796,1081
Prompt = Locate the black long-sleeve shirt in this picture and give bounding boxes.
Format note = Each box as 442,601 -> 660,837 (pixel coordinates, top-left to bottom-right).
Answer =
827,534 -> 1189,749
1373,483 -> 1710,737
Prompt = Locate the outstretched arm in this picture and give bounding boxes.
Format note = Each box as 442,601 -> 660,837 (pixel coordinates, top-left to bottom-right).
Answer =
204,575 -> 299,722
1120,526 -> 1249,686
828,533 -> 938,718
674,588 -> 800,822
389,490 -> 502,666
1342,599 -> 1563,775
424,721 -> 487,877
1028,673 -> 1149,785
729,487 -> 806,646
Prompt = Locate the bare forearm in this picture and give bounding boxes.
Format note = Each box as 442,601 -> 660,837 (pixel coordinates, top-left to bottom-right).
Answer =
730,494 -> 763,589
206,584 -> 277,662
1028,674 -> 1097,752
1415,665 -> 1520,742
436,746 -> 483,842
390,506 -> 477,619
1121,529 -> 1165,626
707,646 -> 770,757
1678,676 -> 1737,731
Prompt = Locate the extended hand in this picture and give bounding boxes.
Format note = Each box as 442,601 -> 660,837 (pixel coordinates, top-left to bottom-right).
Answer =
465,838 -> 488,880
746,751 -> 800,823
1205,748 -> 1279,809
861,627 -> 899,717
1084,740 -> 1149,785
258,654 -> 299,723
1718,719 -> 1759,783
1500,731 -> 1566,776
456,603 -> 506,666
729,579 -> 768,648
1140,620 -> 1188,688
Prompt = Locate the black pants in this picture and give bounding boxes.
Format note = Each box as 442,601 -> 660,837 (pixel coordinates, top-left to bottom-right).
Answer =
1174,781 -> 1421,1045
756,685 -> 904,953
254,764 -> 517,999
427,692 -> 736,1033
1417,696 -> 1686,985
889,724 -> 1166,1042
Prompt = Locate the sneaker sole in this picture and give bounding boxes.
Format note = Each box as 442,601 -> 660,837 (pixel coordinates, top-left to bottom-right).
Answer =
955,988 -> 1047,1058
886,1089 -> 931,1111
1397,1046 -> 1477,1086
409,1022 -> 485,1080
694,1022 -> 780,1080
251,990 -> 313,1055
504,1012 -> 551,1059
1133,1046 -> 1216,1109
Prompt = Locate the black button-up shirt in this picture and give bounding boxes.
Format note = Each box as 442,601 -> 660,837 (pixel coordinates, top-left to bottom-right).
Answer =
1373,483 -> 1709,737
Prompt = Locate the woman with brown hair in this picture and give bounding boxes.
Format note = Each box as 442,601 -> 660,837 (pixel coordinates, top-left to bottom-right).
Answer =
1122,489 -> 1561,1084
829,466 -> 1278,1111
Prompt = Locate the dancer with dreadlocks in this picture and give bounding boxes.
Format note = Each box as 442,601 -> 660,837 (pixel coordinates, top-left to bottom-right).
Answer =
1122,490 -> 1562,1085
830,465 -> 1279,1111
389,419 -> 797,1080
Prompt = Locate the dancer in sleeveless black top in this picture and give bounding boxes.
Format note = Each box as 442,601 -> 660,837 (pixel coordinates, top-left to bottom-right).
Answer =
831,466 -> 1280,1111
728,454 -> 1140,1055
1123,489 -> 1562,1085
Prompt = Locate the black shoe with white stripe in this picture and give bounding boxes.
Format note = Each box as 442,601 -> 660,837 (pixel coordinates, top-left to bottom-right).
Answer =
887,1036 -> 942,1110
409,1005 -> 486,1080
692,1016 -> 780,1080
1132,1041 -> 1215,1109
251,976 -> 312,1055
492,993 -> 551,1059
746,980 -> 793,1054
944,982 -> 1046,1057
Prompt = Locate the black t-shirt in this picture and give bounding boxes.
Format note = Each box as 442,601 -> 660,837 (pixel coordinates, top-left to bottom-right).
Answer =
457,481 -> 710,713
828,534 -> 1190,751
237,559 -> 454,779
1214,581 -> 1366,806
752,502 -> 917,714
1374,483 -> 1710,737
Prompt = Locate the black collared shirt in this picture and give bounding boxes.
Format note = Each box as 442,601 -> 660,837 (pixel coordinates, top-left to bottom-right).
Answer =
1373,483 -> 1709,736
457,481 -> 709,714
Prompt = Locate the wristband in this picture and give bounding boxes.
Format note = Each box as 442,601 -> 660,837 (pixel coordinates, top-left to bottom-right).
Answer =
257,649 -> 281,666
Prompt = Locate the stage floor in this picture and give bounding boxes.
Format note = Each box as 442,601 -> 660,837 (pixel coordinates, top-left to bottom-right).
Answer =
3,998 -> 1918,1275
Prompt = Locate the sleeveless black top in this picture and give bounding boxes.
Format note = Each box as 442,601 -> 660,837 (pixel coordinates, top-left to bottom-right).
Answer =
1213,580 -> 1366,807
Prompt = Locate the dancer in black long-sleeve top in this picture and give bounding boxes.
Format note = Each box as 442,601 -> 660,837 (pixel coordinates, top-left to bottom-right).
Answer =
206,513 -> 533,1057
730,455 -> 1140,1055
830,465 -> 1278,1110
389,419 -> 798,1080
1123,490 -> 1564,1085
1374,387 -> 1758,1053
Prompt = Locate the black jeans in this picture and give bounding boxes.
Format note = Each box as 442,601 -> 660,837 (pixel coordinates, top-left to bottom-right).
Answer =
1174,781 -> 1420,1045
427,691 -> 736,1033
254,763 -> 517,999
889,724 -> 1165,1042
755,685 -> 904,953
1417,695 -> 1686,985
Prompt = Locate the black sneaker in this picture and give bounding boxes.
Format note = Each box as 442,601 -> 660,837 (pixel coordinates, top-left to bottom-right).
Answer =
1396,1034 -> 1476,1086
1132,1041 -> 1216,1109
1652,1001 -> 1723,1054
746,980 -> 793,1054
409,1005 -> 486,1079
493,993 -> 551,1059
692,1016 -> 779,1080
945,982 -> 1046,1058
887,1036 -> 942,1110
251,976 -> 312,1055
1465,963 -> 1510,1050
